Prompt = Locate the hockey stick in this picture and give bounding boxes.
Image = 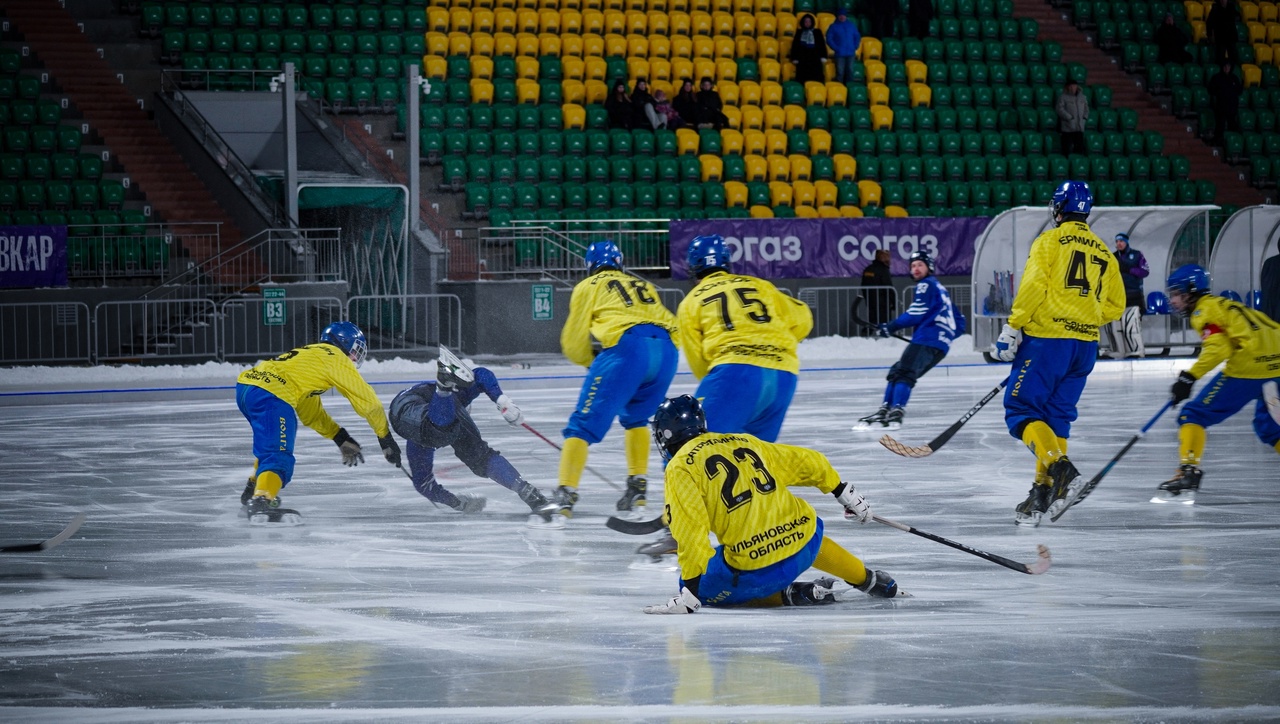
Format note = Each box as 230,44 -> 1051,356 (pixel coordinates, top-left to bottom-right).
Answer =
879,377 -> 1010,457
1,513 -> 85,553
1050,400 -> 1174,522
606,514 -> 666,535
851,296 -> 912,343
872,515 -> 1051,575
520,422 -> 623,491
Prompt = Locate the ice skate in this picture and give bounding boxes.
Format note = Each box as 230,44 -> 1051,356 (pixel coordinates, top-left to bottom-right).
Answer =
549,485 -> 579,519
1014,483 -> 1052,527
630,530 -> 679,570
781,576 -> 845,606
518,483 -> 565,529
616,475 -> 647,512
854,569 -> 908,598
1151,465 -> 1201,504
451,493 -> 487,514
239,478 -> 255,506
883,406 -> 905,431
1043,457 -> 1082,521
852,404 -> 889,431
245,495 -> 302,526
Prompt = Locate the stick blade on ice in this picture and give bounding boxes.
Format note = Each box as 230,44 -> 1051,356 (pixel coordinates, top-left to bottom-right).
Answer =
878,434 -> 934,458
1,513 -> 85,553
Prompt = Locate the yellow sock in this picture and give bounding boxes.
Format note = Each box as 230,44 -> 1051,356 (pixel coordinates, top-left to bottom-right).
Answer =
253,470 -> 283,499
1034,457 -> 1049,486
813,537 -> 870,587
1056,436 -> 1068,455
625,427 -> 650,477
1274,441 -> 1280,455
1179,424 -> 1206,466
1021,421 -> 1065,475
558,437 -> 589,489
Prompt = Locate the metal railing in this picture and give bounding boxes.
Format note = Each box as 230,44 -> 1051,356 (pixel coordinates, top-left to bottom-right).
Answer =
348,294 -> 463,357
220,295 -> 345,363
0,302 -> 92,365
796,283 -> 973,338
473,218 -> 670,281
66,221 -> 219,286
95,298 -> 219,364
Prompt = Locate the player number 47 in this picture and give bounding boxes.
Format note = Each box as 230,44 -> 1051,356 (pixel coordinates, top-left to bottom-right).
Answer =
1065,250 -> 1108,300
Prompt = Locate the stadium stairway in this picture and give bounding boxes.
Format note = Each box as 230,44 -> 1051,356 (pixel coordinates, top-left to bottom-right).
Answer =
1015,0 -> 1264,207
4,0 -> 245,262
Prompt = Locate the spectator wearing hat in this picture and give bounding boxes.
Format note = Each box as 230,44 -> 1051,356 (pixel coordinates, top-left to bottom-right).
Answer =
826,8 -> 862,86
1154,12 -> 1192,64
605,79 -> 632,129
1056,79 -> 1089,156
789,14 -> 829,84
1103,232 -> 1150,358
630,78 -> 657,129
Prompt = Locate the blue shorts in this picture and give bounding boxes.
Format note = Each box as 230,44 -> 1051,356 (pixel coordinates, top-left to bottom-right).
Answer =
563,325 -> 677,444
1004,335 -> 1098,440
684,518 -> 825,607
236,383 -> 299,486
695,364 -> 798,443
887,343 -> 946,387
1180,373 -> 1280,447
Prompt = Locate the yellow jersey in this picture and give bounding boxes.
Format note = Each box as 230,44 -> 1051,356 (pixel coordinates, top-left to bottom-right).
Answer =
237,343 -> 390,439
560,269 -> 678,367
662,432 -> 842,580
1008,220 -> 1126,341
1187,295 -> 1280,380
676,271 -> 813,378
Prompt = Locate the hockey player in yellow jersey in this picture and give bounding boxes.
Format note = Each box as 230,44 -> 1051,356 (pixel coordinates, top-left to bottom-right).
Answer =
1154,264 -> 1280,503
993,181 -> 1125,526
235,321 -> 401,524
678,234 -> 813,441
641,395 -> 902,614
554,240 -> 679,520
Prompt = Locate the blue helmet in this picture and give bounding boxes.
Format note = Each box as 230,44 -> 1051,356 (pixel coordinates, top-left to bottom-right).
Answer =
320,321 -> 368,368
584,239 -> 623,274
651,395 -> 707,462
687,234 -> 731,277
1167,264 -> 1211,297
1051,180 -> 1092,224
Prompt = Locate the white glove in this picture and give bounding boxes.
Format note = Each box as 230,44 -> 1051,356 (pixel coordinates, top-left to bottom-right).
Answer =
496,394 -> 523,426
833,482 -> 871,523
643,586 -> 701,614
994,323 -> 1022,362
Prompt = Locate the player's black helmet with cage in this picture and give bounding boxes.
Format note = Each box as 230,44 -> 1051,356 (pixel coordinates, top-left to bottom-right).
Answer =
909,250 -> 935,275
652,395 -> 708,462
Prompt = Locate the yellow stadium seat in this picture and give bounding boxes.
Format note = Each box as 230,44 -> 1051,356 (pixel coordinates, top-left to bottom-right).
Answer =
764,129 -> 788,155
516,32 -> 540,56
885,205 -> 909,218
677,127 -> 702,154
756,12 -> 778,37
871,105 -> 894,130
1269,24 -> 1280,43
860,36 -> 882,61
721,128 -> 744,154
562,10 -> 583,32
539,33 -> 562,56
816,12 -> 834,33
790,156 -> 813,182
582,10 -> 604,33
472,32 -> 496,56
808,128 -> 831,155
494,32 -> 517,56
784,104 -> 806,130
833,153 -> 857,181
909,83 -> 932,108
824,82 -> 848,107
651,58 -> 672,83
673,56 -> 696,80
1263,3 -> 1278,22
650,35 -> 671,58
517,78 -> 541,103
769,180 -> 793,206
763,105 -> 786,130
495,8 -> 518,32
426,32 -> 450,56
736,36 -> 758,58
1184,1 -> 1204,22
452,8 -> 474,32
767,153 -> 790,181
1254,43 -> 1273,66
582,32 -> 605,56
718,79 -> 740,104
839,204 -> 864,218
458,0 -> 477,9
671,12 -> 693,36
815,180 -> 838,208
804,80 -> 826,106
735,12 -> 757,36
474,9 -> 496,32
563,102 -> 587,129
605,33 -> 628,56
652,79 -> 673,97
1247,21 -> 1265,44
868,82 -> 890,106
717,58 -> 738,82
449,32 -> 473,56
627,0 -> 647,11
653,0 -> 673,11
757,36 -> 779,59
711,12 -> 735,36
471,79 -> 495,104
716,36 -> 737,58
539,9 -> 562,32
516,8 -> 539,32
428,8 -> 451,33
906,59 -> 928,84
604,10 -> 626,33
759,0 -> 780,12
700,154 -> 724,181
476,0 -> 495,8
721,104 -> 741,128
694,58 -> 718,81
563,79 -> 586,103
745,153 -> 768,181
761,58 -> 782,82
858,179 -> 882,207
516,56 -> 540,80
1243,63 -> 1263,86
725,181 -> 749,208
777,11 -> 797,37
796,204 -> 818,218
693,36 -> 716,59
518,0 -> 538,9
741,105 -> 764,130
750,204 -> 774,217
1190,20 -> 1205,44
743,129 -> 767,155
582,0 -> 603,9
585,79 -> 608,102
1242,1 -> 1260,21
424,55 -> 448,80
759,80 -> 783,106
671,35 -> 693,58
563,56 -> 586,80
737,80 -> 761,106
627,10 -> 648,33
692,11 -> 714,35
865,61 -> 887,84
628,57 -> 650,81
691,0 -> 712,12
649,11 -> 670,34
585,55 -> 607,81
471,55 -> 495,80
818,205 -> 840,217
628,35 -> 649,57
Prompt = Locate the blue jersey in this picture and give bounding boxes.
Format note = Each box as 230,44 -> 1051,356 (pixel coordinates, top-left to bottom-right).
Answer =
399,367 -> 505,428
886,275 -> 966,352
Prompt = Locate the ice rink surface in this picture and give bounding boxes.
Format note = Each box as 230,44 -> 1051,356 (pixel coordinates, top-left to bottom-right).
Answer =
2,342 -> 1279,723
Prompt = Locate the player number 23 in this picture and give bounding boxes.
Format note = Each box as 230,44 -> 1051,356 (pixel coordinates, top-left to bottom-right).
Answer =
707,448 -> 778,511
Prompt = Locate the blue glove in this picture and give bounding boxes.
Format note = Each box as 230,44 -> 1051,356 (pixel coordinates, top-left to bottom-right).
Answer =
877,323 -> 891,338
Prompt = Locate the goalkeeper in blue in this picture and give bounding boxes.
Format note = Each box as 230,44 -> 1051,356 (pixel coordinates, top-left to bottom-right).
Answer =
389,347 -> 560,524
855,250 -> 966,431
642,395 -> 904,615
235,321 -> 402,524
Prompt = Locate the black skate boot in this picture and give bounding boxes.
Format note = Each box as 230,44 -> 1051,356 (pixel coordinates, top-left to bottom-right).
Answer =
1152,464 -> 1202,504
854,569 -> 903,598
636,530 -> 677,558
782,577 -> 844,606
517,483 -> 564,528
853,404 -> 889,431
1014,483 -> 1053,527
616,475 -> 647,511
1044,457 -> 1082,520
551,485 -> 579,518
240,478 -> 256,506
246,495 -> 302,525
883,406 -> 905,430
451,493 -> 487,514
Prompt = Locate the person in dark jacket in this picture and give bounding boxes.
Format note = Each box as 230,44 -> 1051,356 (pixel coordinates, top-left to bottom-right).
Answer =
1102,232 -> 1150,358
907,0 -> 934,40
788,14 -> 829,84
1261,253 -> 1280,322
630,78 -> 657,130
1154,12 -> 1192,64
1208,62 -> 1243,145
1206,0 -> 1239,65
605,79 -> 632,129
859,249 -> 895,335
694,77 -> 728,129
673,78 -> 700,126
866,0 -> 900,39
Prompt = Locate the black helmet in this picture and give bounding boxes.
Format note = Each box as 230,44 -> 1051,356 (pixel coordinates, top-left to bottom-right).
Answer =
909,250 -> 935,275
651,395 -> 707,462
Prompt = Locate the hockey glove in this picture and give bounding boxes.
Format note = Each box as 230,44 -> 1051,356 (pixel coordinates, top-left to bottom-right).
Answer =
378,433 -> 402,466
994,323 -> 1022,362
642,586 -> 701,614
877,323 -> 891,339
832,482 -> 871,523
333,428 -> 364,467
1170,371 -> 1196,405
495,394 -> 524,426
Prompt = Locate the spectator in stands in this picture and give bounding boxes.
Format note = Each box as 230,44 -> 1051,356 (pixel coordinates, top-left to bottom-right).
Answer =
695,77 -> 729,130
1056,79 -> 1089,156
865,0 -> 900,39
1262,253 -> 1280,322
859,249 -> 895,336
605,79 -> 632,129
1155,12 -> 1193,64
826,9 -> 861,85
630,78 -> 657,129
907,0 -> 934,40
674,79 -> 700,127
1206,0 -> 1240,65
789,14 -> 829,85
650,90 -> 679,129
1208,62 -> 1243,145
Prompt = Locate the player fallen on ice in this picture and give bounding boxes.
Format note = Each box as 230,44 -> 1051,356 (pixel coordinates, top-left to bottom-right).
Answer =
992,181 -> 1125,526
235,321 -> 401,524
554,240 -> 679,522
1155,264 -> 1280,503
855,251 -> 966,431
389,347 -> 561,525
643,395 -> 904,614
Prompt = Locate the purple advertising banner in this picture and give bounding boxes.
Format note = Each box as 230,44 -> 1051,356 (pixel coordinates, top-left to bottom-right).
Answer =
0,226 -> 68,289
669,217 -> 990,280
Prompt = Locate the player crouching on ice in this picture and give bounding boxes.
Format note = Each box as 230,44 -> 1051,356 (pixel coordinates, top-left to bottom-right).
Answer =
1155,264 -> 1280,503
236,321 -> 402,524
643,395 -> 904,614
389,347 -> 561,525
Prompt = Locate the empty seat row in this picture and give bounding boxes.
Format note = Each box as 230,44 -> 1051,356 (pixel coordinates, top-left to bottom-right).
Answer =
0,153 -> 105,181
0,179 -> 127,212
1,126 -> 84,154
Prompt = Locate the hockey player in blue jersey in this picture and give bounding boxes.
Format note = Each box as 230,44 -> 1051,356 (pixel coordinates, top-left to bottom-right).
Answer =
389,348 -> 560,526
855,251 -> 967,430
